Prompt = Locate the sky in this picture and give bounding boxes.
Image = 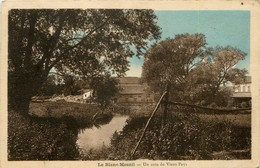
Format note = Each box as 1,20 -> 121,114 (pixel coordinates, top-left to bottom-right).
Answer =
126,10 -> 250,77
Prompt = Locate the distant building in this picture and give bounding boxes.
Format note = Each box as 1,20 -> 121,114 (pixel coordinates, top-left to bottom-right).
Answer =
230,76 -> 251,107
115,77 -> 154,103
82,89 -> 94,100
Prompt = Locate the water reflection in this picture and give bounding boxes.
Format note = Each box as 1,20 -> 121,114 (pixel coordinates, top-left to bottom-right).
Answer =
76,115 -> 128,154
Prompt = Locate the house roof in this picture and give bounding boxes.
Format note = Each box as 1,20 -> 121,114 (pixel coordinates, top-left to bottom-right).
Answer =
118,77 -> 140,84
231,92 -> 251,98
119,85 -> 146,95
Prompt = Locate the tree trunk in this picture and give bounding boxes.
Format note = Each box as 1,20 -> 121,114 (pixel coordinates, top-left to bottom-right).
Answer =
8,70 -> 46,115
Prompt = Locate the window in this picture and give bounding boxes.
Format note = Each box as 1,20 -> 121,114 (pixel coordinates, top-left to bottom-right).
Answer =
248,86 -> 250,92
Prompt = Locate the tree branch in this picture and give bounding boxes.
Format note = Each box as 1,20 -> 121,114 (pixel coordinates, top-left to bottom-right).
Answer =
47,15 -> 112,72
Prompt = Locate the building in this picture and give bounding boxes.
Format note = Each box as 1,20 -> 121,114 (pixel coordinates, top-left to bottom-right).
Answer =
82,89 -> 94,100
230,76 -> 251,107
115,77 -> 154,104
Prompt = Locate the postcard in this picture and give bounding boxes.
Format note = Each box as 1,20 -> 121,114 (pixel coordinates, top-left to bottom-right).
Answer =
1,0 -> 259,168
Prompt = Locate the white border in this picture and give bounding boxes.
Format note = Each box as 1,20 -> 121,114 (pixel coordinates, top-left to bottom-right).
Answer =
1,1 -> 259,168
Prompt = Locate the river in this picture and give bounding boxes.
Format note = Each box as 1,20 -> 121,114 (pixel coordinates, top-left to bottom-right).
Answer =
76,115 -> 129,156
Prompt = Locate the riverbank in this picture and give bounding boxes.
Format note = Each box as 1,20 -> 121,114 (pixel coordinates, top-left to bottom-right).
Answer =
107,112 -> 251,160
8,101 -> 113,160
8,101 -> 251,160
29,101 -> 113,128
8,110 -> 80,160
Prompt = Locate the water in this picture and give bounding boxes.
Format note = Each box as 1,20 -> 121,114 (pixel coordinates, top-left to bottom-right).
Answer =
76,115 -> 129,154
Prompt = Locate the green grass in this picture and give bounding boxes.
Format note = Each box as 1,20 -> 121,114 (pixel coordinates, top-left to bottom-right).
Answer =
29,101 -> 113,128
9,101 -> 114,160
197,113 -> 251,128
8,110 -> 80,160
108,111 -> 251,160
9,101 -> 251,160
30,101 -> 102,118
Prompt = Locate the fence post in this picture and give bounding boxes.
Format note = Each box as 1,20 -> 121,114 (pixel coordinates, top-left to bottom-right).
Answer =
162,84 -> 169,126
130,91 -> 167,160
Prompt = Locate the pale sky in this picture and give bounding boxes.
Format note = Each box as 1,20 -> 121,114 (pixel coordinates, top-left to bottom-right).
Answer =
126,10 -> 250,77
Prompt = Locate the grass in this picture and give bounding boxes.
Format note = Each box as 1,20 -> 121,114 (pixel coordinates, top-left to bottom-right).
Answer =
107,111 -> 251,160
8,101 -> 113,160
29,101 -> 113,128
8,110 -> 80,160
197,113 -> 251,128
9,101 -> 251,160
30,101 -> 103,118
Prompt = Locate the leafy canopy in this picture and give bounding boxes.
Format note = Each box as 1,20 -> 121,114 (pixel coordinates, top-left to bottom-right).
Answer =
8,9 -> 161,113
8,9 -> 161,78
142,34 -> 248,106
142,33 -> 207,93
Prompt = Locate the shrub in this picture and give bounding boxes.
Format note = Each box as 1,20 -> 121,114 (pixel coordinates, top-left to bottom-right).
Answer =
240,102 -> 248,108
208,102 -> 218,108
8,111 -> 79,160
108,112 -> 251,160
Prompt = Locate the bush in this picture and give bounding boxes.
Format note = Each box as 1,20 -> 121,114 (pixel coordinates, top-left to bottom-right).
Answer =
208,102 -> 218,108
108,112 -> 251,160
240,102 -> 248,108
8,111 -> 79,160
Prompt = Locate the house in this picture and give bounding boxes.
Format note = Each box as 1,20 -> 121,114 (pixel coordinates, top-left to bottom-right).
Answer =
82,89 -> 94,100
115,77 -> 154,104
230,76 -> 251,107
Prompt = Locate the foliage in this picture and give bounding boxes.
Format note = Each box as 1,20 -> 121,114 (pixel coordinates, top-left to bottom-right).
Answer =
8,9 -> 161,114
188,45 -> 247,106
29,101 -> 112,128
108,112 -> 251,160
8,110 -> 80,160
8,101 -> 116,160
142,34 -> 247,106
37,75 -> 63,96
90,73 -> 118,109
240,102 -> 248,108
142,33 -> 207,94
62,74 -> 82,96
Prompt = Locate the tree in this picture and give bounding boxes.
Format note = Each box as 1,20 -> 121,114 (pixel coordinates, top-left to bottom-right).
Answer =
8,9 -> 161,114
142,34 -> 248,106
62,74 -> 82,96
142,33 -> 207,101
190,45 -> 247,106
36,75 -> 59,96
90,73 -> 118,110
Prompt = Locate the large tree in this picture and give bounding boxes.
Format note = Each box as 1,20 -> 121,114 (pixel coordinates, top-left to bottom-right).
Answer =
8,9 -> 161,114
142,33 -> 207,100
188,45 -> 247,106
90,72 -> 118,110
142,35 -> 247,106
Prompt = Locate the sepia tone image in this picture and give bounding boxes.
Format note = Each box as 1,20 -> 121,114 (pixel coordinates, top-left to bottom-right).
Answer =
7,8 -> 252,161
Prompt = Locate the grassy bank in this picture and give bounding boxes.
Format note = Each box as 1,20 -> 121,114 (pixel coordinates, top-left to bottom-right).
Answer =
9,101 -> 251,160
8,101 -> 113,160
8,110 -> 79,160
107,111 -> 251,160
29,101 -> 113,128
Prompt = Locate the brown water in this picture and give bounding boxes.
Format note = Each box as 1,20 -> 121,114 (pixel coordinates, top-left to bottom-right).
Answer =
76,115 -> 128,154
